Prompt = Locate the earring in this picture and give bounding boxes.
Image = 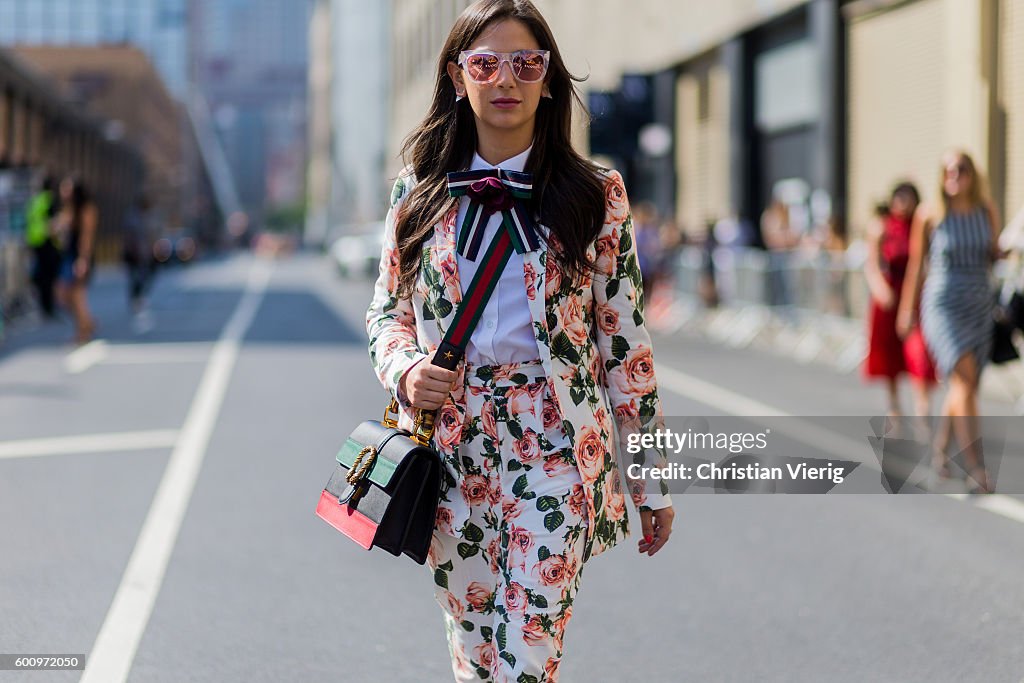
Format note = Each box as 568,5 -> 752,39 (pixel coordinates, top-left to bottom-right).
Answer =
456,91 -> 465,102
542,86 -> 552,99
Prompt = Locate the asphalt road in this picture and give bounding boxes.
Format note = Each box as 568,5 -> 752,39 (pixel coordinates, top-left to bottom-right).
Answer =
1,253 -> 1022,683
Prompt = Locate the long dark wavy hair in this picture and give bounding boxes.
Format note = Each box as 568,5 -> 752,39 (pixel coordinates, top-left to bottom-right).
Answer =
393,0 -> 606,299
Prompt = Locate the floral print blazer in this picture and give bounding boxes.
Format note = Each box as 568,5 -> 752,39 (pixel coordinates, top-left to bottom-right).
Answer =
366,166 -> 672,560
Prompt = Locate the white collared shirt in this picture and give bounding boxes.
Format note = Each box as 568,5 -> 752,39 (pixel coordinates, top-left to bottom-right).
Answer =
455,145 -> 541,367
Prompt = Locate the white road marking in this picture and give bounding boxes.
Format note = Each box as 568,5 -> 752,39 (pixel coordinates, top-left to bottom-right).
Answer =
102,356 -> 209,365
102,342 -> 212,366
974,494 -> 1024,524
80,262 -> 272,683
63,342 -> 213,369
64,339 -> 109,374
656,364 -> 788,418
656,364 -> 872,462
0,430 -> 179,460
657,363 -> 1024,528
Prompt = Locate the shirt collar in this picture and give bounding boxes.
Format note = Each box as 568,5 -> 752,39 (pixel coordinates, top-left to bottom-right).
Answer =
470,144 -> 532,173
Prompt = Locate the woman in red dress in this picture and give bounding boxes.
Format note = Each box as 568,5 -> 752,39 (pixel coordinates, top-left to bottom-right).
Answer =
864,182 -> 937,424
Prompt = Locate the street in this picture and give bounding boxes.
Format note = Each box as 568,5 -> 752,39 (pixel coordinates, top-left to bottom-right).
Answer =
1,253 -> 1023,683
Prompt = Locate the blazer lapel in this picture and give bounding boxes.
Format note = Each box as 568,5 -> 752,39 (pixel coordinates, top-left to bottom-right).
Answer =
522,225 -> 554,379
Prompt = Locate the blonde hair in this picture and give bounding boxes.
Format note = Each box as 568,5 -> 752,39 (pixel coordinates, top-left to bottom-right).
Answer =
938,149 -> 989,219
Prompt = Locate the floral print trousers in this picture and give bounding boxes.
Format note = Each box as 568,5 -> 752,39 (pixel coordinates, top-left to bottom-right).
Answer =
426,358 -> 590,683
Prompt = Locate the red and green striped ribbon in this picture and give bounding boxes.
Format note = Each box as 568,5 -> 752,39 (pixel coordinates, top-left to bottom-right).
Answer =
429,227 -> 516,371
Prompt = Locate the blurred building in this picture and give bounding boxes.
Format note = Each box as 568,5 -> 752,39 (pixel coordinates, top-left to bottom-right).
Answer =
0,0 -> 224,250
538,0 -> 842,240
190,0 -> 312,226
305,0 -> 391,246
0,0 -> 189,98
12,45 -> 186,228
306,0 -> 332,247
846,0 -> 1022,233
389,0 -> 473,177
0,45 -> 142,301
387,0 -> 1024,241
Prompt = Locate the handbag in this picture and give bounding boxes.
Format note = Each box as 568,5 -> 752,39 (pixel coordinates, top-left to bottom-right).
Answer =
314,398 -> 443,564
991,285 -> 1023,365
316,190 -> 534,564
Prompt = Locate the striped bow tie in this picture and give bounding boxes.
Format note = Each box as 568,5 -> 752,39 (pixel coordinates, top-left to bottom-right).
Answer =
446,168 -> 540,261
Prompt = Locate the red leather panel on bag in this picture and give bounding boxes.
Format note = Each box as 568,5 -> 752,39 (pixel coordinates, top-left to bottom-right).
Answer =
315,490 -> 377,549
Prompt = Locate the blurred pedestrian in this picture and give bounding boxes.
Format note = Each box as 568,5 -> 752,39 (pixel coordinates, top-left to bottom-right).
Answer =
863,182 -> 936,426
898,150 -> 1003,492
365,1 -> 674,679
698,221 -> 719,308
762,198 -> 797,309
633,201 -> 661,296
24,174 -> 61,318
822,215 -> 851,316
54,177 -> 98,345
122,195 -> 154,314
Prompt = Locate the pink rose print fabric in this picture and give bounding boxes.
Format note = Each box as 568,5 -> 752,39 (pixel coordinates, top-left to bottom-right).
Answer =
367,167 -> 673,568
427,358 -> 588,683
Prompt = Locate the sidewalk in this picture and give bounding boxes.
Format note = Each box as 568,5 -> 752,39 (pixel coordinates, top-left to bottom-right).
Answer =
650,293 -> 1024,414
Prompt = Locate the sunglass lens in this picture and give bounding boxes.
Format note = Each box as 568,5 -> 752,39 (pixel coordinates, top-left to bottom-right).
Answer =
513,52 -> 546,81
466,53 -> 499,81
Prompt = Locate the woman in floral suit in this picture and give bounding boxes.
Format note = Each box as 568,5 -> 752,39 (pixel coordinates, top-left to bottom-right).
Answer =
366,1 -> 675,680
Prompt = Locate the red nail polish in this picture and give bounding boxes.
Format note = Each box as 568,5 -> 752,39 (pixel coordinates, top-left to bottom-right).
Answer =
644,534 -> 653,543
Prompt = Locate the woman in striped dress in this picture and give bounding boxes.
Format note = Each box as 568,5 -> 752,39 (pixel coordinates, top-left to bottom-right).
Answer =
898,150 -> 1002,493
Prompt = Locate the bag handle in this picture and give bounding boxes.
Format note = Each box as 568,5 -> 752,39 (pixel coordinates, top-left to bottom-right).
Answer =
383,397 -> 436,447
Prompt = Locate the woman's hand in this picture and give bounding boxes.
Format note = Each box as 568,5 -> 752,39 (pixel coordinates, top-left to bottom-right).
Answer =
895,307 -> 916,339
872,284 -> 896,311
638,506 -> 674,556
73,257 -> 90,281
399,360 -> 458,410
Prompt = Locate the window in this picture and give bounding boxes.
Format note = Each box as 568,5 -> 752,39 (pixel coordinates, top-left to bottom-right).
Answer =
754,38 -> 819,133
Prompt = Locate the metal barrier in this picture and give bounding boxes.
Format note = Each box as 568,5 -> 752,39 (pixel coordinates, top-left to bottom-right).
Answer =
674,245 -> 870,319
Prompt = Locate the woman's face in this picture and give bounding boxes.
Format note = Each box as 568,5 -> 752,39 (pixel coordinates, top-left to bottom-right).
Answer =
942,154 -> 973,199
59,178 -> 74,201
447,19 -> 546,144
890,193 -> 917,220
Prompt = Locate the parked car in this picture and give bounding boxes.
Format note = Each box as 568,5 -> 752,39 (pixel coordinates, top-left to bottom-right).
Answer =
330,224 -> 384,278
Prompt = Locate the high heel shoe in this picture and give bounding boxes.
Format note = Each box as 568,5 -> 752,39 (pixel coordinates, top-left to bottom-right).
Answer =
966,466 -> 993,494
931,445 -> 951,480
929,440 -> 950,479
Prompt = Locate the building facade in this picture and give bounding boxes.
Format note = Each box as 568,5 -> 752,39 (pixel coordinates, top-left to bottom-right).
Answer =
846,0 -> 1019,232
0,0 -> 189,98
305,0 -> 391,245
12,45 -> 186,227
389,0 -> 474,178
306,0 -> 332,246
386,0 -> 1024,242
190,0 -> 312,222
0,46 -> 142,288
